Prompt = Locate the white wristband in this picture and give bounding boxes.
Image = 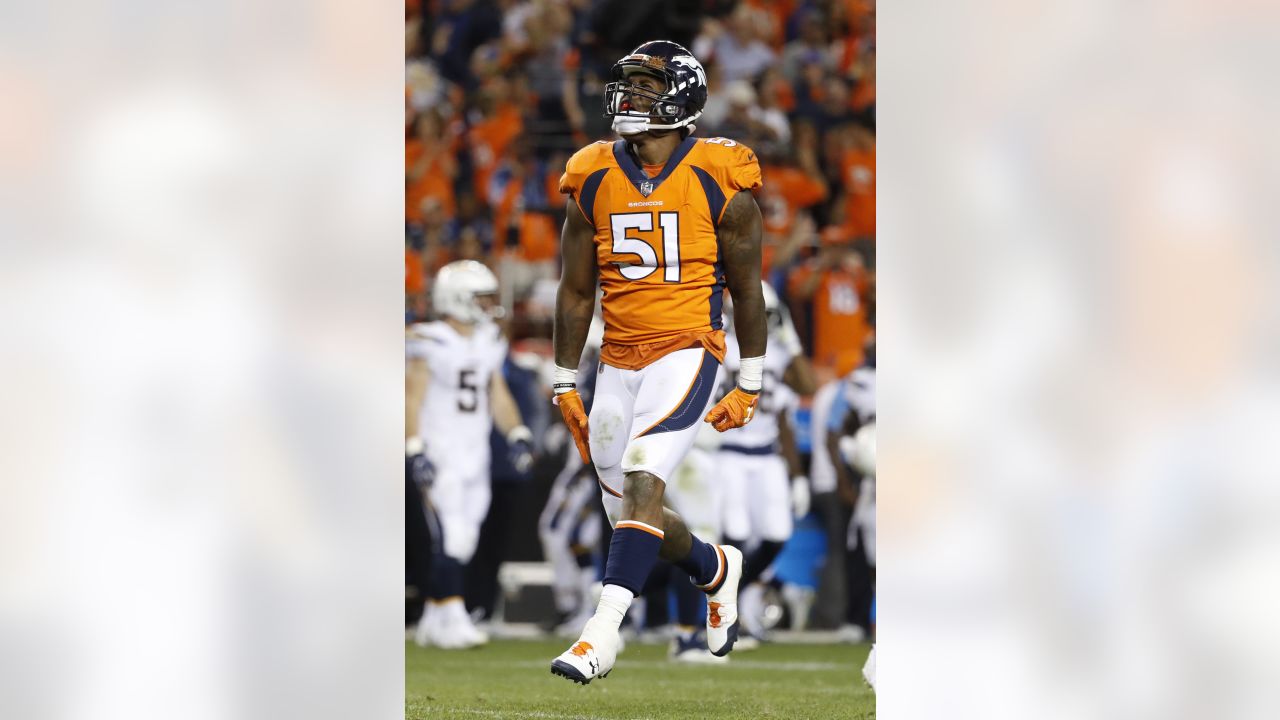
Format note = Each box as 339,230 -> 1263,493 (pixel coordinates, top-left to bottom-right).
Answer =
406,436 -> 423,456
552,364 -> 577,395
738,355 -> 765,392
507,425 -> 532,444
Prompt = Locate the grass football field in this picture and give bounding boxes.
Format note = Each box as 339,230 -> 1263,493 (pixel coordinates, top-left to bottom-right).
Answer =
406,637 -> 875,719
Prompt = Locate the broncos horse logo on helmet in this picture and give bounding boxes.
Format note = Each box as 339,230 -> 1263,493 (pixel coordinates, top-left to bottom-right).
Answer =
604,40 -> 708,134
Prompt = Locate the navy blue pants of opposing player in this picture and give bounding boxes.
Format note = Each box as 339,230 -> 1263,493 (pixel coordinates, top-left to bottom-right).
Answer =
465,357 -> 547,620
406,472 -> 434,625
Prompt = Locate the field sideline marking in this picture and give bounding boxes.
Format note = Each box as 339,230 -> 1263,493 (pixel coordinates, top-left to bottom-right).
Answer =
505,660 -> 849,672
441,708 -> 657,720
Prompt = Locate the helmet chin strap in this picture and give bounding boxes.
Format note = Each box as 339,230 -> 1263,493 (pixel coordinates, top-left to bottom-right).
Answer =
612,115 -> 650,136
612,114 -> 701,138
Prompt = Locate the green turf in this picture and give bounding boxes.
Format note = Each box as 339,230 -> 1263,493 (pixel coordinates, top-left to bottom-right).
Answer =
406,637 -> 874,719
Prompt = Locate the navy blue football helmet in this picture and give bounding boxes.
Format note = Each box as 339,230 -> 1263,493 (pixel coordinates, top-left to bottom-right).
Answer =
604,40 -> 708,132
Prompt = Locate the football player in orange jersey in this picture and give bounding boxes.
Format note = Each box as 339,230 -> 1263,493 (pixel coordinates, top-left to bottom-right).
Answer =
548,40 -> 769,684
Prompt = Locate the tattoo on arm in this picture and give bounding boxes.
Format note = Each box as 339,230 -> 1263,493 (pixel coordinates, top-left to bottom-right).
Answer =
554,200 -> 598,370
719,191 -> 766,359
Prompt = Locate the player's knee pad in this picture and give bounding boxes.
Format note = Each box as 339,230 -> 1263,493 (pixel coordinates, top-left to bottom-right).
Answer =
588,393 -> 629,468
441,519 -> 480,564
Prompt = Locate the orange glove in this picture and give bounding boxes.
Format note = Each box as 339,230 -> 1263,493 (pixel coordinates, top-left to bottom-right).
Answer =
553,389 -> 591,463
704,387 -> 760,432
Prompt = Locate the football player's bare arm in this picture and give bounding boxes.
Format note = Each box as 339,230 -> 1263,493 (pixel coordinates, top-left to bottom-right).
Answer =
406,358 -> 429,440
780,410 -> 812,516
719,191 -> 767,359
553,200 -> 599,370
704,191 -> 767,432
489,371 -> 524,436
777,411 -> 804,479
783,354 -> 818,396
828,412 -> 862,507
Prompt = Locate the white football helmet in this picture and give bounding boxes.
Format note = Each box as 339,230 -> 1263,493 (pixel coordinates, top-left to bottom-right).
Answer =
432,260 -> 503,324
723,280 -> 785,333
840,423 -> 876,478
761,280 -> 783,331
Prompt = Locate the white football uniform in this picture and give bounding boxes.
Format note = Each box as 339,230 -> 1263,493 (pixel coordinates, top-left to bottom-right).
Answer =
844,367 -> 876,425
589,347 -> 721,526
830,367 -> 876,565
663,424 -> 726,543
808,380 -> 842,494
538,451 -> 603,615
407,320 -> 507,562
716,331 -> 798,543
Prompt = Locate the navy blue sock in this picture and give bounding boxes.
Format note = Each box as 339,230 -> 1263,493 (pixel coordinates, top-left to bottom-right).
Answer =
429,555 -> 465,601
673,534 -> 726,592
672,564 -> 706,626
603,522 -> 664,596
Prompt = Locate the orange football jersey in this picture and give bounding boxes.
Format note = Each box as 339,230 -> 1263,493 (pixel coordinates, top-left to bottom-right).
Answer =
559,137 -> 763,369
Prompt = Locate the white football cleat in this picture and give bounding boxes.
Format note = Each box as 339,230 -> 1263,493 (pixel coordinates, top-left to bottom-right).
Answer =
669,630 -> 729,664
550,616 -> 619,685
705,545 -> 743,657
413,603 -> 437,647
420,599 -> 486,649
733,632 -> 761,651
447,600 -> 488,647
862,643 -> 877,691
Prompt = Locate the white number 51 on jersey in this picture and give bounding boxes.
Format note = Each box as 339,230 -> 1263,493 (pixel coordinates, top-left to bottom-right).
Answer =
610,212 -> 681,283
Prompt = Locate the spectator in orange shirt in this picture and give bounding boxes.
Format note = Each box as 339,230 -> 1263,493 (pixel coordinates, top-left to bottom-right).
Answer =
406,244 -> 426,296
788,228 -> 873,370
489,145 -> 558,264
849,49 -> 876,115
758,147 -> 828,275
406,110 -> 458,223
488,143 -> 559,297
837,125 -> 875,242
467,76 -> 525,202
744,0 -> 795,51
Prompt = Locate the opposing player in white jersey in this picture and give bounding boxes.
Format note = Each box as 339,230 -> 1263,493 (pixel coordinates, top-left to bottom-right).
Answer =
827,354 -> 876,642
717,281 -> 816,640
839,408 -> 876,693
407,260 -> 534,649
539,316 -> 605,637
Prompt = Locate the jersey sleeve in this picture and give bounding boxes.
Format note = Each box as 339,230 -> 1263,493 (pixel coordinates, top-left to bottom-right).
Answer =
700,139 -> 763,195
558,141 -> 609,197
407,323 -> 450,363
405,326 -> 431,360
728,143 -> 763,192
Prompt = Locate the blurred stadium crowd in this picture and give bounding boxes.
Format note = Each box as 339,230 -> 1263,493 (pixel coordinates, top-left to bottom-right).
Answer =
406,0 -> 876,650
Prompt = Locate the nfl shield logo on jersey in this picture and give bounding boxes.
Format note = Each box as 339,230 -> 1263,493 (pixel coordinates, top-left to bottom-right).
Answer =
639,181 -> 654,196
